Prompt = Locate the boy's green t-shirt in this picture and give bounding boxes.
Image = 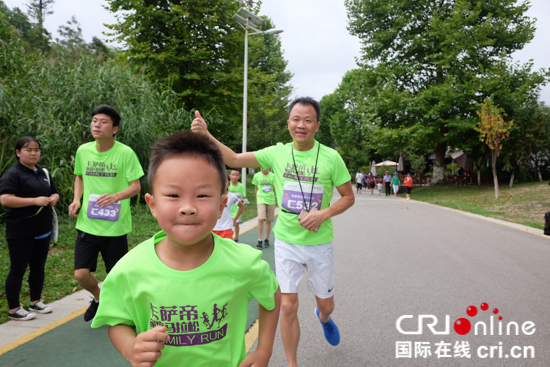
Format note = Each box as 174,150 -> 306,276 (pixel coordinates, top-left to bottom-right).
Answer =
392,176 -> 399,185
74,141 -> 144,237
92,232 -> 279,367
228,182 -> 246,218
252,172 -> 276,205
254,140 -> 351,245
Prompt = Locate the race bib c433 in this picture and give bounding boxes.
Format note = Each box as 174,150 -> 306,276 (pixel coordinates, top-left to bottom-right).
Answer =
282,181 -> 323,214
87,194 -> 120,221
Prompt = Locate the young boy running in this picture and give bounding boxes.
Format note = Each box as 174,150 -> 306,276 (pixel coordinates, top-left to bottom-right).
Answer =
213,175 -> 244,239
192,97 -> 355,367
91,131 -> 281,367
252,167 -> 276,250
228,169 -> 246,242
68,105 -> 144,322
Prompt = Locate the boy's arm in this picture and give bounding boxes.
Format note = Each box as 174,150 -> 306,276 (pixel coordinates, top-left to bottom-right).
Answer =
191,111 -> 260,168
254,186 -> 258,200
69,175 -> 84,217
109,324 -> 170,367
233,201 -> 244,224
96,179 -> 141,208
239,286 -> 281,367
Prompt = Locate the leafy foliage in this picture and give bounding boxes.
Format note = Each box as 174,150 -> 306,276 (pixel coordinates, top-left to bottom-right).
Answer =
344,0 -> 549,183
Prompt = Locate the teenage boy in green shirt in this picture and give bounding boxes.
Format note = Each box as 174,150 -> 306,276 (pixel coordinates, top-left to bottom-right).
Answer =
252,167 -> 276,250
69,105 -> 144,322
192,97 -> 355,367
91,131 -> 280,367
228,169 -> 247,242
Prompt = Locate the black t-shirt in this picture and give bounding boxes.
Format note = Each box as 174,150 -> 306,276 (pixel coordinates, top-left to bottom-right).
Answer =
0,162 -> 59,239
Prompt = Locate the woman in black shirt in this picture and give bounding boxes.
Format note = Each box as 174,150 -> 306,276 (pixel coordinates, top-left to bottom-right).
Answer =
0,137 -> 59,320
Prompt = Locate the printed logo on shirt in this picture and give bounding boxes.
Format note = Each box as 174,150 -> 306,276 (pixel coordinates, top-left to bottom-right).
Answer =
282,163 -> 319,183
85,160 -> 118,177
149,302 -> 229,347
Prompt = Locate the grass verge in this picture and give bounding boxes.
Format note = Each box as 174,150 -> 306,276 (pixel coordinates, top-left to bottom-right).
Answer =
406,181 -> 549,230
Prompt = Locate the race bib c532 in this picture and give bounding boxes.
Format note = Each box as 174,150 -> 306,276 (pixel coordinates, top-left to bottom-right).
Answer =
281,181 -> 323,214
87,194 -> 120,221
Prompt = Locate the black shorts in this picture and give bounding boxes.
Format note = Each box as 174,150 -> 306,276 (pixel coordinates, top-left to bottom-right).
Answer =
406,186 -> 412,194
356,183 -> 363,189
74,230 -> 128,273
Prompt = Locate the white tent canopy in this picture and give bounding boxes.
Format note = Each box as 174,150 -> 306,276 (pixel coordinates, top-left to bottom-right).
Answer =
374,160 -> 398,167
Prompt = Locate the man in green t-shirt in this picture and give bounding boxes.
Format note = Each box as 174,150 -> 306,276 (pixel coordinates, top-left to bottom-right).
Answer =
192,97 -> 355,365
68,105 -> 144,322
252,167 -> 276,249
228,169 -> 246,242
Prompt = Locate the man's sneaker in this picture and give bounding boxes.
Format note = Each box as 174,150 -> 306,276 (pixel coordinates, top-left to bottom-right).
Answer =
256,240 -> 263,249
84,299 -> 99,322
263,239 -> 270,248
29,300 -> 52,314
8,307 -> 36,321
314,307 -> 340,346
233,238 -> 239,243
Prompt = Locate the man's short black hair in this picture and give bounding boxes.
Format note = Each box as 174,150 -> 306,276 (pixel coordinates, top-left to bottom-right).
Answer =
148,131 -> 226,195
288,96 -> 321,122
92,104 -> 121,127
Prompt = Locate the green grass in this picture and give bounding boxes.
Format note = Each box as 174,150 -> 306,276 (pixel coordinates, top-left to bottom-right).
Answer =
0,177 -> 264,325
406,181 -> 549,230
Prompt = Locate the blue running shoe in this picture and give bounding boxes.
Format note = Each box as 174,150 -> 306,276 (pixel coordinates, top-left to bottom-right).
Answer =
315,307 -> 340,346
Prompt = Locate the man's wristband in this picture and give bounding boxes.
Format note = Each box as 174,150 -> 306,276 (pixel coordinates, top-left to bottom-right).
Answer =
115,193 -> 120,202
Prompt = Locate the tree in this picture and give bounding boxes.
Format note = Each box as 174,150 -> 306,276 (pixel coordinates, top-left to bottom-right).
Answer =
57,15 -> 85,50
26,0 -> 54,50
105,0 -> 244,138
346,0 -> 548,184
475,98 -> 513,199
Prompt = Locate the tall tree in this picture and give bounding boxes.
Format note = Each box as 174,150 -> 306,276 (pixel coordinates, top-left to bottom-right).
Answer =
346,0 -> 548,184
26,0 -> 54,50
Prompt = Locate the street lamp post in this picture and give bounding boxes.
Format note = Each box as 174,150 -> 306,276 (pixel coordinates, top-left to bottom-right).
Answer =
233,7 -> 283,191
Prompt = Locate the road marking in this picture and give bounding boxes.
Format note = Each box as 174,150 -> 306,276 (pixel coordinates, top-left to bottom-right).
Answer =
245,319 -> 259,352
0,306 -> 87,356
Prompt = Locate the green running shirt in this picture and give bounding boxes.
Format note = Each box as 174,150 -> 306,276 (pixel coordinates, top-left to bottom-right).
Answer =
92,232 -> 278,366
254,140 -> 350,245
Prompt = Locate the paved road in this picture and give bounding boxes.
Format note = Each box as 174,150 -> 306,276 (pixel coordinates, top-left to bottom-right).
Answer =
263,191 -> 550,366
3,191 -> 550,366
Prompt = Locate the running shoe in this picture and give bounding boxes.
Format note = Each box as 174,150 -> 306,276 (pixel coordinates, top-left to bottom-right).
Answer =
314,307 -> 340,346
233,238 -> 239,243
257,240 -> 263,250
29,300 -> 52,314
263,239 -> 270,248
8,307 -> 36,321
84,299 -> 99,322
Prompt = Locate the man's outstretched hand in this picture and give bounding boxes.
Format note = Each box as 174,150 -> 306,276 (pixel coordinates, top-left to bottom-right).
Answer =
191,110 -> 208,135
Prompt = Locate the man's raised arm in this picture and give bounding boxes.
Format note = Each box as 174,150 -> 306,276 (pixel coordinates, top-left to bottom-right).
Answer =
191,111 -> 260,169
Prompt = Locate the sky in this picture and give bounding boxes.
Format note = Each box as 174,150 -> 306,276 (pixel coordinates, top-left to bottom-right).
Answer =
5,0 -> 550,104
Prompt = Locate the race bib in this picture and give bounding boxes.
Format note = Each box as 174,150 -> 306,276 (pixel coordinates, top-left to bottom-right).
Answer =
87,194 -> 120,222
282,181 -> 324,214
262,187 -> 272,193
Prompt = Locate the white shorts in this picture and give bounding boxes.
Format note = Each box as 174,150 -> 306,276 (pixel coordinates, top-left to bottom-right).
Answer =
274,238 -> 335,299
233,216 -> 241,224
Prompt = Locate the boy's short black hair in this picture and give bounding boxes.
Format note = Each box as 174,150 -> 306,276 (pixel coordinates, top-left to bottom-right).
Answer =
288,96 -> 321,122
92,104 -> 121,127
148,131 -> 226,195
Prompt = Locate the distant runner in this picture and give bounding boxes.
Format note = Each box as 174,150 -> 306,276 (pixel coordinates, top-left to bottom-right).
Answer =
252,167 -> 276,249
192,96 -> 355,367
